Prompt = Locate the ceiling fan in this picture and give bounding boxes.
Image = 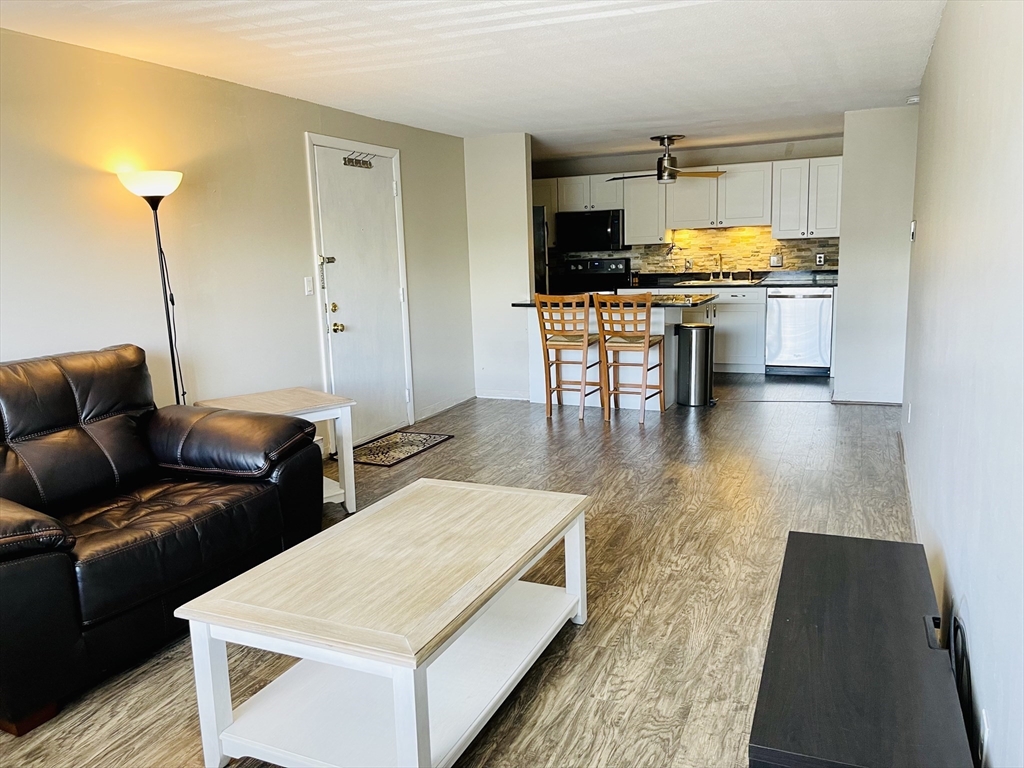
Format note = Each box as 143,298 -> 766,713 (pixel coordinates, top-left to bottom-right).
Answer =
607,135 -> 725,184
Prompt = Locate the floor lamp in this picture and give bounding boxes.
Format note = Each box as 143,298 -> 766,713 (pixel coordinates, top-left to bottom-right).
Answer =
117,170 -> 187,405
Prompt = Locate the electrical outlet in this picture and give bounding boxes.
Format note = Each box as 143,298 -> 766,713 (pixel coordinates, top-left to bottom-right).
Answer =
684,259 -> 693,270
770,253 -> 783,268
816,253 -> 825,266
980,709 -> 989,765
303,276 -> 314,296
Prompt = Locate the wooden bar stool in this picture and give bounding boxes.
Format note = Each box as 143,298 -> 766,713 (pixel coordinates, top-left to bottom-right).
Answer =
593,292 -> 666,424
535,293 -> 603,420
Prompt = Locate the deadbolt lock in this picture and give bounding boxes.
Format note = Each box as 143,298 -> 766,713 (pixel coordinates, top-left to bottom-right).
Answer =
330,302 -> 339,313
331,323 -> 346,333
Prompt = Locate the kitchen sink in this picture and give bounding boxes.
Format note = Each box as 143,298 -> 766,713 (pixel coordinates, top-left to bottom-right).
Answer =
674,277 -> 766,287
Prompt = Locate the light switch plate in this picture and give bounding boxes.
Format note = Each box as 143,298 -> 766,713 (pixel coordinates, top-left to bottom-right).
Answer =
770,254 -> 783,268
304,276 -> 314,296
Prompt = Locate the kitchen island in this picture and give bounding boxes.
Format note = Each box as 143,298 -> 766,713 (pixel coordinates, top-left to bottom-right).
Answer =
512,294 -> 716,413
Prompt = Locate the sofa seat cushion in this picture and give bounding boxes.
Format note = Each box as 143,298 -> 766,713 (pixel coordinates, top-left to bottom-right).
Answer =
62,479 -> 283,625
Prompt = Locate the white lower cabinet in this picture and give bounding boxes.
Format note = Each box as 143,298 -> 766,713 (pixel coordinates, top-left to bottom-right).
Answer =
711,303 -> 766,372
680,289 -> 766,373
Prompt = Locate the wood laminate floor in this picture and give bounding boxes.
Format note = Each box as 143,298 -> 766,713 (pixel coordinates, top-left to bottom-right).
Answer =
1,392 -> 913,768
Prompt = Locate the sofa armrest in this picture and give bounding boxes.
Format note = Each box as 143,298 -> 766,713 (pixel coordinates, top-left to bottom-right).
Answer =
0,498 -> 75,562
147,405 -> 316,479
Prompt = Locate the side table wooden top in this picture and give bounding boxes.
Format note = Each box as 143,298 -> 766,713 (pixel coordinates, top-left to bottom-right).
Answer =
196,386 -> 355,416
175,478 -> 589,667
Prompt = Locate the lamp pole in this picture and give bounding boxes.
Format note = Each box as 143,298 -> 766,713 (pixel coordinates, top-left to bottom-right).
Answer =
118,170 -> 185,406
144,196 -> 183,405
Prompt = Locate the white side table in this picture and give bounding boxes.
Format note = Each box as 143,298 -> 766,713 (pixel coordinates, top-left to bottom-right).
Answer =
195,387 -> 357,513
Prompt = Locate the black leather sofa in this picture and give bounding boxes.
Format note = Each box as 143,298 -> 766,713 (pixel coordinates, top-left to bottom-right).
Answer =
0,345 -> 324,734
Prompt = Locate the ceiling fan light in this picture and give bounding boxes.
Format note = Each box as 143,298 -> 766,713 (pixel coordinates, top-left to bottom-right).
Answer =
657,154 -> 677,184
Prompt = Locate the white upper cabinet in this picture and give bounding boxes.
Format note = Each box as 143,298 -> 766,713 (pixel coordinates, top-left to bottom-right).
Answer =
532,177 -> 558,247
589,174 -> 624,210
772,156 -> 842,239
665,166 -> 718,229
556,174 -> 624,211
557,176 -> 590,211
772,159 -> 810,239
807,157 -> 842,237
716,162 -> 773,227
623,176 -> 666,245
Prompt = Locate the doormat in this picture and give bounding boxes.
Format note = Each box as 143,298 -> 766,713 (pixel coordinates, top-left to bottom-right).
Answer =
353,431 -> 453,467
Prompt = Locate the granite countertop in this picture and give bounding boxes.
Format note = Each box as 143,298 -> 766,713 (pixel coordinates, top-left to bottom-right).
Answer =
512,294 -> 716,308
634,270 -> 838,289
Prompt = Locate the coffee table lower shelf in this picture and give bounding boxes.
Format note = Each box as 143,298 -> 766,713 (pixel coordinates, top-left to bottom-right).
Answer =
219,580 -> 578,768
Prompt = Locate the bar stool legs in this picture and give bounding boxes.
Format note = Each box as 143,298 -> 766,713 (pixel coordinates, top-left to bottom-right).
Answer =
593,292 -> 666,424
536,294 -> 602,420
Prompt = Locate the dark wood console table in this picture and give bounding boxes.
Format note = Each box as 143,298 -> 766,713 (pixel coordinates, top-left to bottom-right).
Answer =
749,532 -> 972,768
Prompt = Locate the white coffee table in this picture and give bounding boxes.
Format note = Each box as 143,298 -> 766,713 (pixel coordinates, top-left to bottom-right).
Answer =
196,387 -> 356,512
175,478 -> 589,768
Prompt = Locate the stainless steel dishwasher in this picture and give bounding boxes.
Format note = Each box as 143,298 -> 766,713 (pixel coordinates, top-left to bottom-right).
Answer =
765,287 -> 834,376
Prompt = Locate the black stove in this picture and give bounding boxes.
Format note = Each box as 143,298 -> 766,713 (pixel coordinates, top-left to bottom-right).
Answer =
548,257 -> 631,294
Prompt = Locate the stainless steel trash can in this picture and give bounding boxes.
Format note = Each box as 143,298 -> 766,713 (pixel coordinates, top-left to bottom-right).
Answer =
675,323 -> 716,406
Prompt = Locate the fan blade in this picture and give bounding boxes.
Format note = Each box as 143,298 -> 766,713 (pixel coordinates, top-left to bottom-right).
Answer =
605,173 -> 657,181
666,167 -> 725,178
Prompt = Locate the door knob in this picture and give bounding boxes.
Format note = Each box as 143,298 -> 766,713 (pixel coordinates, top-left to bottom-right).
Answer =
332,323 -> 346,333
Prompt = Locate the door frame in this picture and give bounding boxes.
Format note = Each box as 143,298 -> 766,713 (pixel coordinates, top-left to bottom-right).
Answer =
304,131 -> 416,431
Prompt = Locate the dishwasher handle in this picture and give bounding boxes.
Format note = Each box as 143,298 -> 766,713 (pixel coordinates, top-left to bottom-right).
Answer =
768,294 -> 833,299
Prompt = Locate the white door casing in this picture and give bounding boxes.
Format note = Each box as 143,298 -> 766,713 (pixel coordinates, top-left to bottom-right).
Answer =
305,133 -> 414,444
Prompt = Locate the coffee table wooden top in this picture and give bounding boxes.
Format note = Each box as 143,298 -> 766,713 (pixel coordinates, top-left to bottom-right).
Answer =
175,479 -> 589,667
195,386 -> 354,416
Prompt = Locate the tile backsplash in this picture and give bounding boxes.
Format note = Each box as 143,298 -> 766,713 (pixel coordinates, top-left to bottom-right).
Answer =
569,226 -> 839,273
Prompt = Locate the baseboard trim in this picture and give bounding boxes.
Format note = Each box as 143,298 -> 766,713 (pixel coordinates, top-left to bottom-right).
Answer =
897,430 -> 919,544
475,390 -> 529,400
831,398 -> 903,406
414,392 -> 476,421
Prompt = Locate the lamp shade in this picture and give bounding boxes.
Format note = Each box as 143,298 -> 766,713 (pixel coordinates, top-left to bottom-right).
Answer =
118,170 -> 182,198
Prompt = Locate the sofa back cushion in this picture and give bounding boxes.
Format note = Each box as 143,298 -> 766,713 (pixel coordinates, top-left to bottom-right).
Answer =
0,345 -> 156,513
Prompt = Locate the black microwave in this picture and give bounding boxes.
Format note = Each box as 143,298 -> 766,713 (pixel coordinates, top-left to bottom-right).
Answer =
556,209 -> 624,252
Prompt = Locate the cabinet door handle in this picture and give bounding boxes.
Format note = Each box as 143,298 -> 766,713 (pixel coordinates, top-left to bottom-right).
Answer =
719,220 -> 723,225
711,221 -> 715,225
810,230 -> 814,235
801,231 -> 806,235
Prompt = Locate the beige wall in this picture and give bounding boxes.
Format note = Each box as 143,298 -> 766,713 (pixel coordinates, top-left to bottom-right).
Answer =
832,106 -> 918,404
903,2 -> 1023,766
0,29 -> 475,418
464,133 -> 533,399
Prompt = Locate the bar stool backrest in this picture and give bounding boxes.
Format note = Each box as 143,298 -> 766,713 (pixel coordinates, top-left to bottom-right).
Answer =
593,293 -> 654,344
535,293 -> 591,339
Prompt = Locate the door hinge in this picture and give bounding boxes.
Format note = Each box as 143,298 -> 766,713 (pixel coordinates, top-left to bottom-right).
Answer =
405,388 -> 411,403
393,180 -> 398,197
399,287 -> 406,303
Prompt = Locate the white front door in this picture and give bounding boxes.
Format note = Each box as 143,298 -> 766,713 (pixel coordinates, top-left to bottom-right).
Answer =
310,139 -> 412,445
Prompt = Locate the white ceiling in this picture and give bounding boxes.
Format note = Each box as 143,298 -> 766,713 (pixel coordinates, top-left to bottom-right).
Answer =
0,0 -> 945,159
